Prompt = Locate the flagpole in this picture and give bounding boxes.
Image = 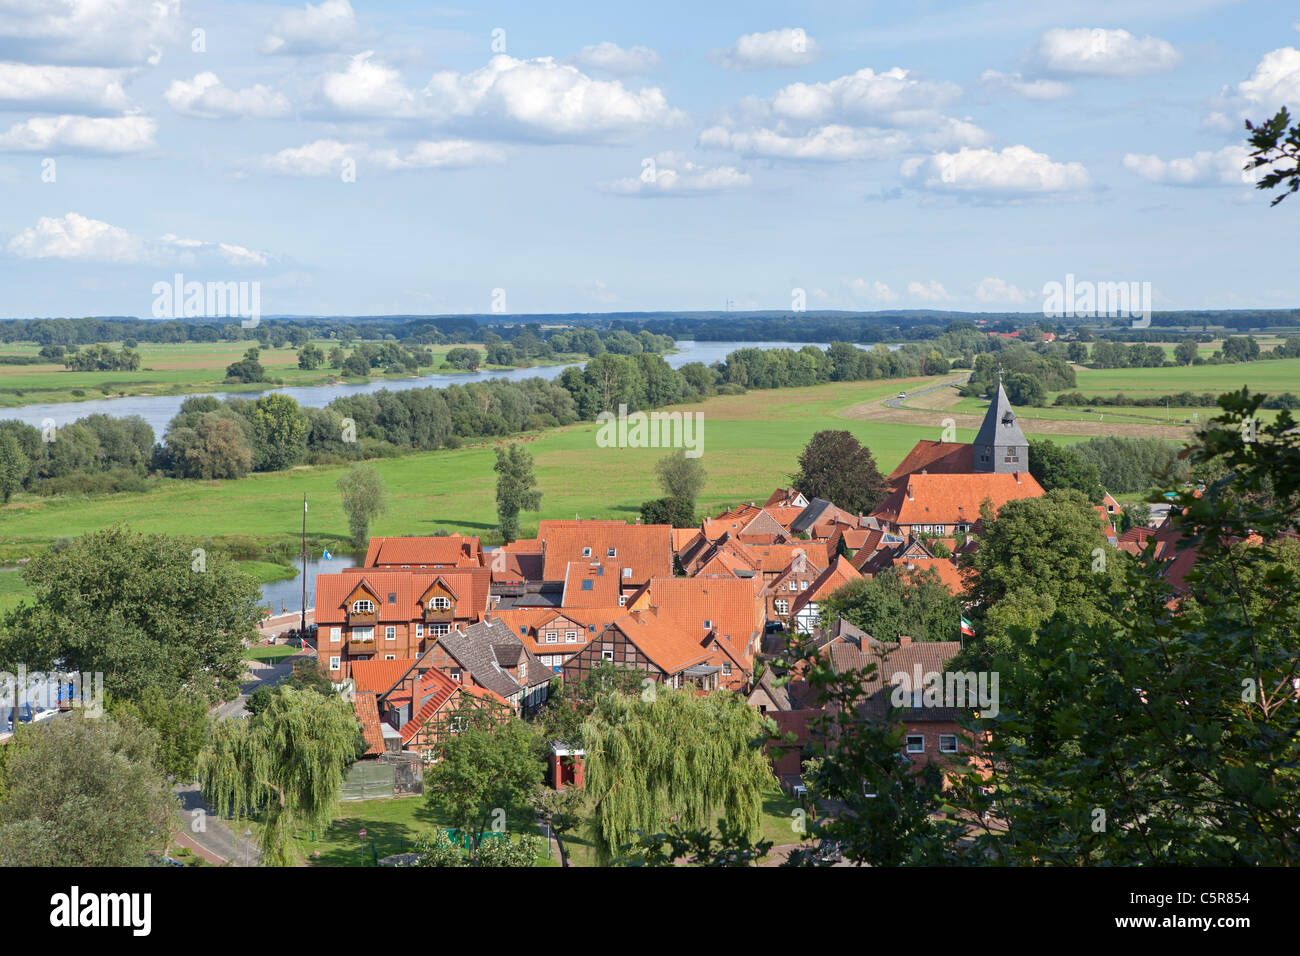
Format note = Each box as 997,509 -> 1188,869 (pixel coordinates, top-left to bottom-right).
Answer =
301,493 -> 308,640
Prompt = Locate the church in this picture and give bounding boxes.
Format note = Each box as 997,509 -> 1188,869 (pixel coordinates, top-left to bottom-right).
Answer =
870,382 -> 1045,537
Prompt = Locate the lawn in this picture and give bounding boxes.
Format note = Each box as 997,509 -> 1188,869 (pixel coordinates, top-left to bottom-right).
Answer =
1068,356 -> 1300,398
300,795 -> 555,867
244,645 -> 300,662
0,569 -> 31,614
235,559 -> 298,586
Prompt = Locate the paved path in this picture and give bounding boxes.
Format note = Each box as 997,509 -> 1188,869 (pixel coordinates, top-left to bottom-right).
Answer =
173,782 -> 262,866
883,374 -> 969,409
258,608 -> 315,639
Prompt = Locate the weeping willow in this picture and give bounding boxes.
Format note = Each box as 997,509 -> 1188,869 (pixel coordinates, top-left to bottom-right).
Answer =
198,687 -> 361,866
582,687 -> 774,864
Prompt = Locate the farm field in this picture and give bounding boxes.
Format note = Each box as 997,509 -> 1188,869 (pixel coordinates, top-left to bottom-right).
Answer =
0,340 -> 589,408
1068,356 -> 1300,398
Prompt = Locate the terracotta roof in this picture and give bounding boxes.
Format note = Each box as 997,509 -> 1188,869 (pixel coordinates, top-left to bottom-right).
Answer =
561,561 -> 622,607
612,609 -> 712,674
538,521 -> 672,585
632,575 -> 765,652
887,441 -> 975,483
354,692 -> 385,755
316,567 -> 492,623
896,557 -> 969,595
872,472 -> 1045,527
364,535 -> 481,568
351,657 -> 417,696
397,667 -> 460,744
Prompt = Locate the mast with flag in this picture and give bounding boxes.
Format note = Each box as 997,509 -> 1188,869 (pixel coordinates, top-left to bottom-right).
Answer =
960,614 -> 975,647
300,493 -> 308,640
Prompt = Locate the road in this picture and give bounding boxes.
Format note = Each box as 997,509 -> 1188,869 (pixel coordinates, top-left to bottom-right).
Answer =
175,646 -> 314,863
883,374 -> 970,409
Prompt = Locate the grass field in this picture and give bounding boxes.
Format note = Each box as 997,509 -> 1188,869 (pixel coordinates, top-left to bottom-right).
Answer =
0,359 -> 1285,560
0,340 -> 589,408
0,569 -> 28,614
0,376 -> 982,557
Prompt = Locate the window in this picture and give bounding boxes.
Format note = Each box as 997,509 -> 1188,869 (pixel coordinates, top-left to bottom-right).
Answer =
622,567 -> 631,579
799,581 -> 808,591
429,596 -> 450,610
328,656 -> 340,671
449,668 -> 461,681
431,623 -> 450,637
722,662 -> 732,676
565,630 -> 578,642
906,735 -> 925,754
387,593 -> 397,604
581,547 -> 592,557
384,654 -> 396,661
581,580 -> 593,591
352,599 -> 375,614
775,599 -> 789,615
385,626 -> 396,641
618,596 -> 627,606
352,626 -> 374,643
449,716 -> 464,734
330,626 -> 341,643
415,623 -> 423,638
939,735 -> 959,754
607,547 -> 616,558
601,649 -> 615,662
545,631 -> 558,644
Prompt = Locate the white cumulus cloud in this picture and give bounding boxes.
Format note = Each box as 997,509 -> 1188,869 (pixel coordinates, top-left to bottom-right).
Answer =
262,0 -> 357,55
0,0 -> 181,67
766,66 -> 961,125
907,280 -> 950,302
572,42 -> 661,75
258,137 -> 503,176
699,124 -> 912,161
1034,27 -> 1180,77
0,62 -> 131,112
7,212 -> 273,267
1206,46 -> 1300,128
901,145 -> 1092,196
980,70 -> 1073,100
1123,145 -> 1255,186
165,72 -> 291,119
976,277 -> 1031,304
846,278 -> 899,302
320,52 -> 684,141
0,113 -> 155,153
715,28 -> 821,71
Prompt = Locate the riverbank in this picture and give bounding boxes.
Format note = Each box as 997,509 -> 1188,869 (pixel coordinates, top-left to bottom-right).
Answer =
0,340 -> 608,409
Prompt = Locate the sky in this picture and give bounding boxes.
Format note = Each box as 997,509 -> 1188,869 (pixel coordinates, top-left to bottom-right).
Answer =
0,0 -> 1297,319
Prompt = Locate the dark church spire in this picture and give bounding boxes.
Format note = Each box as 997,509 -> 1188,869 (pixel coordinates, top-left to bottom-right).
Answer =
973,382 -> 1028,473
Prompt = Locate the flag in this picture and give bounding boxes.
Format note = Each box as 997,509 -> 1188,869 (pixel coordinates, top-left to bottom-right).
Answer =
304,498 -> 309,513
960,616 -> 975,638
322,548 -> 333,561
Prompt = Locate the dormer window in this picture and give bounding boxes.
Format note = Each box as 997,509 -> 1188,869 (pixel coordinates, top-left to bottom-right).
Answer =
703,619 -> 712,629
352,599 -> 375,614
429,596 -> 451,610
622,568 -> 631,579
581,547 -> 592,557
607,547 -> 616,558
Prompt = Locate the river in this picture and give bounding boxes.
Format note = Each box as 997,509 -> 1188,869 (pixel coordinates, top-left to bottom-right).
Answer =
0,340 -> 893,438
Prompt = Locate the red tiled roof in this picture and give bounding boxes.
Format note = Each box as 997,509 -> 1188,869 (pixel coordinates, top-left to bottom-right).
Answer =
353,693 -> 385,756
612,609 -> 712,674
896,556 -> 969,595
561,560 -> 622,607
539,521 -> 672,584
364,535 -> 481,568
633,575 -> 765,651
397,667 -> 460,744
872,472 -> 1045,527
316,567 -> 493,624
887,441 -> 975,483
491,606 -> 621,657
351,657 -> 417,695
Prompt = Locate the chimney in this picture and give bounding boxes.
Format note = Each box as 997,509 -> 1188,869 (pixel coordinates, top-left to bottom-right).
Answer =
900,635 -> 912,645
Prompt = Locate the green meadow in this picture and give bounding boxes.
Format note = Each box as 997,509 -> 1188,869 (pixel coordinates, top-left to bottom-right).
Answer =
0,377 -> 962,557
0,358 -> 1280,565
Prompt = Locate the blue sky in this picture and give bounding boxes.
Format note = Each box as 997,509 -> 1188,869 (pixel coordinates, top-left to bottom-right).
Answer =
0,0 -> 1297,318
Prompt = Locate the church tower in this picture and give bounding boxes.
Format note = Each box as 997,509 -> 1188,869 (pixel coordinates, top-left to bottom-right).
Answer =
973,380 -> 1028,473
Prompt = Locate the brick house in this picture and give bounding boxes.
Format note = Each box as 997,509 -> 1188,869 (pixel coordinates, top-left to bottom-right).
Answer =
790,556 -> 863,634
315,567 -> 492,679
560,608 -> 735,692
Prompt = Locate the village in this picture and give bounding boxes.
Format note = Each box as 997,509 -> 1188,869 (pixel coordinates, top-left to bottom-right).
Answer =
315,384 -> 1165,799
